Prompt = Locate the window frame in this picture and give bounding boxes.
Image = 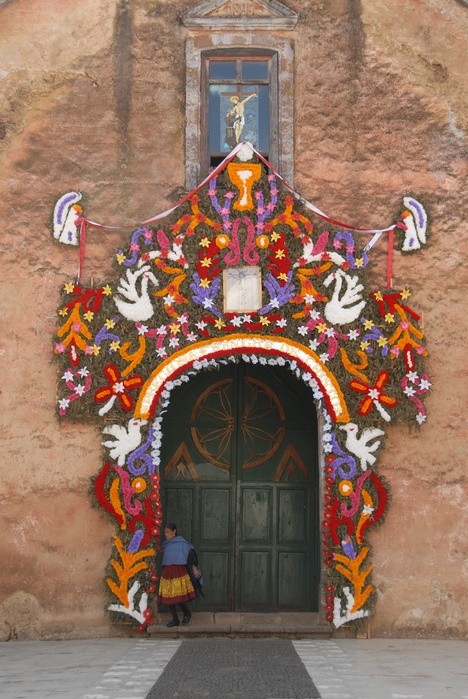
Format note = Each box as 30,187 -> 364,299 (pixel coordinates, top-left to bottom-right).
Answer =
201,49 -> 279,177
185,35 -> 294,190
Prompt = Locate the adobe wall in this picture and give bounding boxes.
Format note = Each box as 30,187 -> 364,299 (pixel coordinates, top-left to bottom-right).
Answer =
0,0 -> 466,640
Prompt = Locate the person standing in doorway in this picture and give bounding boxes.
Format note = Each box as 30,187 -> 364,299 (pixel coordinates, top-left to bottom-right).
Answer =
158,523 -> 201,627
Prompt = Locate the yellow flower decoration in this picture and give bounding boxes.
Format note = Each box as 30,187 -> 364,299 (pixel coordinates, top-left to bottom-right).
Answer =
317,322 -> 328,333
377,336 -> 388,347
400,288 -> 411,300
105,319 -> 116,329
199,237 -> 210,248
360,341 -> 370,351
214,318 -> 226,329
271,231 -> 281,242
58,308 -> 68,317
102,284 -> 112,296
363,319 -> 374,330
385,313 -> 395,323
83,311 -> 94,322
259,316 -> 270,326
109,341 -> 120,352
200,278 -> 210,289
116,253 -> 126,265
90,344 -> 101,356
64,282 -> 75,294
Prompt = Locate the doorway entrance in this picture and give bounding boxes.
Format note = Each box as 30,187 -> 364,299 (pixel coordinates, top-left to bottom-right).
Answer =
160,360 -> 320,612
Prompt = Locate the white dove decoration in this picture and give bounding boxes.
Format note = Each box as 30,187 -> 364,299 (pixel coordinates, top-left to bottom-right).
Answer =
52,191 -> 83,245
339,422 -> 385,471
114,265 -> 159,322
400,197 -> 428,252
102,418 -> 147,466
323,269 -> 366,325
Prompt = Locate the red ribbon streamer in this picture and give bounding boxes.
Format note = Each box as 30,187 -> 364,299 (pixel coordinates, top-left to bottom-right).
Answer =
386,228 -> 394,289
78,219 -> 87,280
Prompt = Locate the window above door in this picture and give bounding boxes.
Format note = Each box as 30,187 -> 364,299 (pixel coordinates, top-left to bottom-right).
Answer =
204,51 -> 277,170
184,35 -> 295,190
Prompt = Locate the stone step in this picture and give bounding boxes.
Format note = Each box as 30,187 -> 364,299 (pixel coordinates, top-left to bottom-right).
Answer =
147,612 -> 333,638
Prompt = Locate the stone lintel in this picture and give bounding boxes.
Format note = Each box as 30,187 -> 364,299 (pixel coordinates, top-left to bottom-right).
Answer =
182,0 -> 299,31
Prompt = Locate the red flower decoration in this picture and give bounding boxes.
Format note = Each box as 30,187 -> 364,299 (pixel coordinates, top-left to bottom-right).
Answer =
94,364 -> 143,412
350,370 -> 397,419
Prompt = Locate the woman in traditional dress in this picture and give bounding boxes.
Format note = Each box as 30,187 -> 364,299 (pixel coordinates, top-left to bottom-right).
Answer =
158,523 -> 202,627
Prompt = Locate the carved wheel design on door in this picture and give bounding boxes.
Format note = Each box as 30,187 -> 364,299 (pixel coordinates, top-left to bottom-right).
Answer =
161,361 -> 319,612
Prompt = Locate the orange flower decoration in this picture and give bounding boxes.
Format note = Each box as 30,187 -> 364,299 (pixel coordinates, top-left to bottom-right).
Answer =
95,364 -> 143,413
132,477 -> 147,493
256,234 -> 270,249
350,370 -> 397,420
215,234 -> 230,249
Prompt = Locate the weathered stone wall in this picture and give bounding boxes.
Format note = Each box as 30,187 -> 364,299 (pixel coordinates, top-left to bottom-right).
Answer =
0,0 -> 466,640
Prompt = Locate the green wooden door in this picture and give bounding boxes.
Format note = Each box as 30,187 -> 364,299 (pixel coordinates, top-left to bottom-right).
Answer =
161,361 -> 319,612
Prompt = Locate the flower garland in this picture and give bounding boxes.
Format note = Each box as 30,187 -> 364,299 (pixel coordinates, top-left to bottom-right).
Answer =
53,155 -> 430,631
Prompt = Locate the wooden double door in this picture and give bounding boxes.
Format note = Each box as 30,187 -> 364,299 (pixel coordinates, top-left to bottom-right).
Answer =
160,360 -> 319,612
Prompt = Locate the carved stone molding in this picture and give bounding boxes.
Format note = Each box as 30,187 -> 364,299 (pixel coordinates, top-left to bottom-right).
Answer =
182,0 -> 299,31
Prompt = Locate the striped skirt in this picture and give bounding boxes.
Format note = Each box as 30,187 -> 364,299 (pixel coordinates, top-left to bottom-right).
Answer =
158,564 -> 197,606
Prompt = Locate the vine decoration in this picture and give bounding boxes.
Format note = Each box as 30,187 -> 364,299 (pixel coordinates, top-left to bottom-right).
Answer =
53,148 -> 430,630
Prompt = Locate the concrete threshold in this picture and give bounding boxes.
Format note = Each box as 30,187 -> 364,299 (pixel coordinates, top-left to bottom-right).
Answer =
147,612 -> 333,638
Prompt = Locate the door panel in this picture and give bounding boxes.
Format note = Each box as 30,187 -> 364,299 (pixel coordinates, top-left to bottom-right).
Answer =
278,489 -> 307,543
240,551 -> 271,607
161,361 -> 319,612
201,488 -> 231,542
278,552 -> 308,609
241,487 -> 271,543
166,488 -> 194,542
200,551 -> 231,607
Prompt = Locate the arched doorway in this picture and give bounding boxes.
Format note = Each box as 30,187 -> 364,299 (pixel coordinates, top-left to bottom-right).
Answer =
160,360 -> 320,612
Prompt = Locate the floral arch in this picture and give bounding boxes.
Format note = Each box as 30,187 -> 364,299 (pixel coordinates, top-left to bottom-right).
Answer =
135,335 -> 349,422
53,144 -> 430,631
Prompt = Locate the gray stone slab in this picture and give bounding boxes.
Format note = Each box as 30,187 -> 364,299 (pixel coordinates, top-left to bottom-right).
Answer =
145,638 -> 320,699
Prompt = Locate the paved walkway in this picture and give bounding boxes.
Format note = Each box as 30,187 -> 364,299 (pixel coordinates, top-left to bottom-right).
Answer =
0,637 -> 465,699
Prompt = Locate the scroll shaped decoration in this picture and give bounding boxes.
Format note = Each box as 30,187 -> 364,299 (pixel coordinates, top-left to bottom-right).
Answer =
52,155 -> 430,631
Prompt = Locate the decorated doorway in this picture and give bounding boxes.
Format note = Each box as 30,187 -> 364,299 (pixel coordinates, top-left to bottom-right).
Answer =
161,361 -> 319,612
52,142 -> 430,631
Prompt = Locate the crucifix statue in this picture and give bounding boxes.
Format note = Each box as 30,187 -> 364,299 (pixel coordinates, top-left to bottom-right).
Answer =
223,91 -> 257,149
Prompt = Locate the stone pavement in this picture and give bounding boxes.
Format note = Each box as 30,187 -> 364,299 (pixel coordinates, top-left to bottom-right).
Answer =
0,637 -> 466,699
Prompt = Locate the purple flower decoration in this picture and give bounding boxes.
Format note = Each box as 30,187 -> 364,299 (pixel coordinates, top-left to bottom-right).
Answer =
330,432 -> 357,479
123,228 -> 154,267
333,231 -> 369,269
190,273 -> 222,317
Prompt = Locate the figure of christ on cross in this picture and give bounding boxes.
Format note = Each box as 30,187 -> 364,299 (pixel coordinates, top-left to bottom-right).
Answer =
223,91 -> 258,149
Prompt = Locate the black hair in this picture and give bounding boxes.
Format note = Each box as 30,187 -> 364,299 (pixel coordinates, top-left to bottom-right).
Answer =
165,523 -> 177,534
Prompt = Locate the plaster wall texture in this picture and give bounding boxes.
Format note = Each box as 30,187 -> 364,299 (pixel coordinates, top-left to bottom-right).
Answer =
0,0 -> 466,640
